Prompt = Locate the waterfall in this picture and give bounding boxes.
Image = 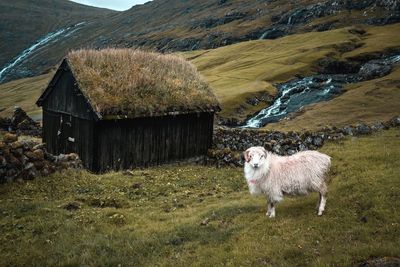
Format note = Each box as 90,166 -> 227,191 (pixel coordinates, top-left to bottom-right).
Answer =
0,22 -> 86,82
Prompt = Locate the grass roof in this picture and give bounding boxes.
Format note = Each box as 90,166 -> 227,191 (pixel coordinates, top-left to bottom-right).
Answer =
66,49 -> 219,118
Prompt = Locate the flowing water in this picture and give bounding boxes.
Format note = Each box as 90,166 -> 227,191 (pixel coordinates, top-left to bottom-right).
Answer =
244,75 -> 350,128
244,54 -> 400,128
0,22 -> 86,82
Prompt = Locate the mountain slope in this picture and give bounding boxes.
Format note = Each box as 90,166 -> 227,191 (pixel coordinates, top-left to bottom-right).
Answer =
0,0 -> 115,74
1,23 -> 399,129
1,0 -> 400,82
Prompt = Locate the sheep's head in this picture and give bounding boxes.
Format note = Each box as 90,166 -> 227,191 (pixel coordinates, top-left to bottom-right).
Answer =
244,146 -> 268,169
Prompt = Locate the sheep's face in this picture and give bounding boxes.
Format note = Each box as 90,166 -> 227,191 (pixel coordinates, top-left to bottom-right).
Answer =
244,147 -> 268,169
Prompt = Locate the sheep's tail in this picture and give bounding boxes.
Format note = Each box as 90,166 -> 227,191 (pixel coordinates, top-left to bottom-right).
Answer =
320,153 -> 331,181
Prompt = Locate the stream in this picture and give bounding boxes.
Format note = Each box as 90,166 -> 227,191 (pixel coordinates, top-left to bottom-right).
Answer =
0,22 -> 86,82
244,54 -> 400,128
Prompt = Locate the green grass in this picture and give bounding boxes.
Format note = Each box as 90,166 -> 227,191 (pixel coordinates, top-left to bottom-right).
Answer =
1,129 -> 400,266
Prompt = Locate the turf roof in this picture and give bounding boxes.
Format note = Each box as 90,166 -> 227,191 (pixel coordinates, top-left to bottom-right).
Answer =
65,49 -> 219,119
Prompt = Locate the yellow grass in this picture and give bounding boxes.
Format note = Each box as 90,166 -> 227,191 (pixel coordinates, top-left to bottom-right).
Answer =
67,49 -> 219,117
0,72 -> 53,118
182,23 -> 400,123
182,27 -> 361,121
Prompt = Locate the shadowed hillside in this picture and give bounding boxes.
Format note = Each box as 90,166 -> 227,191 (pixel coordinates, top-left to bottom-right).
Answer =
0,0 -> 114,71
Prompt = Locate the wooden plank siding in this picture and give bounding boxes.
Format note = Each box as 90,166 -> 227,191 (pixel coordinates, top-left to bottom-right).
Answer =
41,64 -> 97,121
38,66 -> 216,172
94,113 -> 214,172
42,110 -> 96,170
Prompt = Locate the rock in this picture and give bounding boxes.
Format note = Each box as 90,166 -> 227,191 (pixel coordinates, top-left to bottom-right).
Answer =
0,155 -> 6,167
11,141 -> 23,149
358,62 -> 392,80
32,149 -> 44,160
371,122 -> 385,131
7,154 -> 22,168
3,133 -> 18,143
356,123 -> 372,135
342,126 -> 354,136
24,151 -> 36,160
316,58 -> 360,74
12,148 -> 23,157
0,116 -> 11,130
259,28 -> 287,40
33,160 -> 45,170
389,116 -> 400,126
33,143 -> 46,150
24,162 -> 35,170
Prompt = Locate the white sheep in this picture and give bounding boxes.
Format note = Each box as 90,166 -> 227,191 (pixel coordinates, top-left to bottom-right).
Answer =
244,146 -> 331,218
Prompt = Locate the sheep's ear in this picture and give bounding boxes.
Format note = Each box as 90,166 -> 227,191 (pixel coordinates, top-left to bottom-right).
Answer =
243,149 -> 251,162
261,147 -> 268,157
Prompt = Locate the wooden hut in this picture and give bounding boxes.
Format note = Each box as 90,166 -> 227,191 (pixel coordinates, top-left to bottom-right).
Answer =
36,49 -> 220,172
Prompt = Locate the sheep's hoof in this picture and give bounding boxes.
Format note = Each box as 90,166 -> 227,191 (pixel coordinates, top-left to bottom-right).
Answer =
267,213 -> 275,218
317,211 -> 324,216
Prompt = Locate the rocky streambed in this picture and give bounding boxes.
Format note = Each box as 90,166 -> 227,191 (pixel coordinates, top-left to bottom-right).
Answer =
243,53 -> 400,128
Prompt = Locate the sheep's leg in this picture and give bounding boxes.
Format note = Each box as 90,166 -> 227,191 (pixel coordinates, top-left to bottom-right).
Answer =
317,183 -> 328,216
266,202 -> 272,216
318,193 -> 327,216
266,201 -> 276,218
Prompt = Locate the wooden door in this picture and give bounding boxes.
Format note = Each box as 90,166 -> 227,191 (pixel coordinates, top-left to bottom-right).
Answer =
57,114 -> 75,154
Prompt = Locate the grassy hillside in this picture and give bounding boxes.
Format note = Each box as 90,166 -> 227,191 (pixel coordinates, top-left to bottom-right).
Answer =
1,129 -> 399,266
183,27 -> 358,122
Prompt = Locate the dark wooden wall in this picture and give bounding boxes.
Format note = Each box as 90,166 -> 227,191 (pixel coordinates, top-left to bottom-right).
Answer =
41,66 -> 97,170
94,113 -> 214,172
43,110 -> 95,170
41,64 -> 96,121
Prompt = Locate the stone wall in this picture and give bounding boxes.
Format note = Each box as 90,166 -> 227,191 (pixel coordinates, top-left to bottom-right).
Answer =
0,107 -> 41,137
207,116 -> 400,167
0,133 -> 82,183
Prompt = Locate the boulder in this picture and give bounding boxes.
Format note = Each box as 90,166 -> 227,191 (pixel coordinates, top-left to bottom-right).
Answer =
358,62 -> 392,80
0,117 -> 11,130
11,141 -> 23,149
342,126 -> 354,136
389,116 -> 400,126
33,149 -> 44,160
356,123 -> 372,135
3,133 -> 18,143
